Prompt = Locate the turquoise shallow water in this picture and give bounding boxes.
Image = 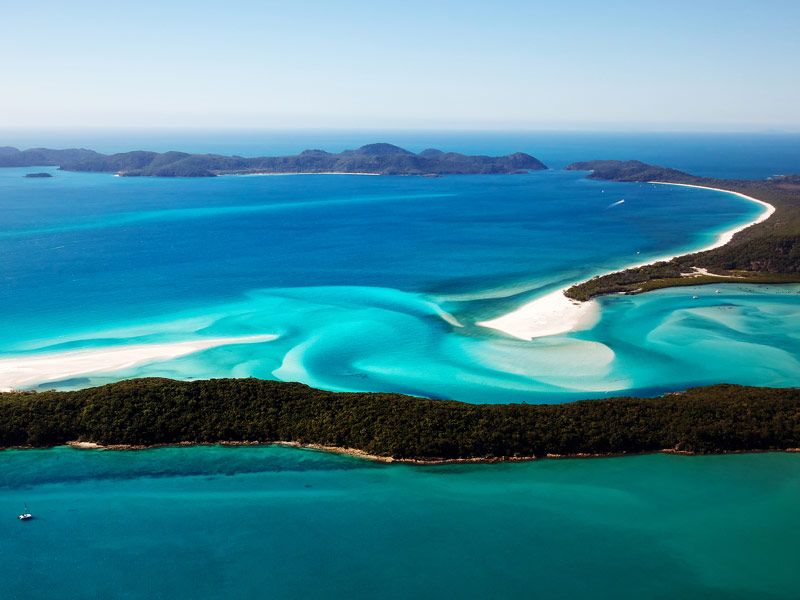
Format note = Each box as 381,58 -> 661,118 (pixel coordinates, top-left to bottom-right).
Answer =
1,446 -> 799,600
1,162 -> 797,402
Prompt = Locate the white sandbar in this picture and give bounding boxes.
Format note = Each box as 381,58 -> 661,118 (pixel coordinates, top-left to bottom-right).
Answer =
477,290 -> 599,341
0,335 -> 276,391
477,183 -> 775,341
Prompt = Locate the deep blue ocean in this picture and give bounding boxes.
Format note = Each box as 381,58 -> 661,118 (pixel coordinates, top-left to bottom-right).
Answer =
1,131 -> 799,598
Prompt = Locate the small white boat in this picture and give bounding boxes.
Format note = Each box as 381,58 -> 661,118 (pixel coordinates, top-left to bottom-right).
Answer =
18,503 -> 32,521
692,296 -> 699,299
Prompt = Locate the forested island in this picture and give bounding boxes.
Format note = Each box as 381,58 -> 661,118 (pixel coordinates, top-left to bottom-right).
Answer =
563,160 -> 800,300
23,172 -> 52,178
1,378 -> 798,461
0,143 -> 547,177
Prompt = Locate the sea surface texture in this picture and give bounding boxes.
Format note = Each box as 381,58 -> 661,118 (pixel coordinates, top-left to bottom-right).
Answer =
1,446 -> 799,600
1,132 -> 799,402
1,132 -> 800,599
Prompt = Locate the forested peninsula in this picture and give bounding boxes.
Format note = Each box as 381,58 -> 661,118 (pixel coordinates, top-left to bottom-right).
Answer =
563,161 -> 800,300
0,143 -> 547,177
1,378 -> 798,462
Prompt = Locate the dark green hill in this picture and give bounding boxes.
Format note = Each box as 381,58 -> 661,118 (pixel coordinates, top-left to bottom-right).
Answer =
62,151 -> 162,173
564,159 -> 696,182
347,142 -> 414,156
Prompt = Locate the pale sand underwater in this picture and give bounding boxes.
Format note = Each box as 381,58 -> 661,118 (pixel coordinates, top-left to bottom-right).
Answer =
0,335 -> 276,391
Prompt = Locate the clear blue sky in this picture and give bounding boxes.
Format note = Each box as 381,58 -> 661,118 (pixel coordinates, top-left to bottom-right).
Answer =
2,0 -> 799,131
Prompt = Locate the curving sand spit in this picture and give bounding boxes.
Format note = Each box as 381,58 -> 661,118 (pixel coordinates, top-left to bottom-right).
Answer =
0,335 -> 276,391
476,289 -> 599,341
477,183 -> 775,341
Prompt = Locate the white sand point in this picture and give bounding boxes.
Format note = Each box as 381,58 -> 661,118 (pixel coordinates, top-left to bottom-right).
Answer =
476,289 -> 598,341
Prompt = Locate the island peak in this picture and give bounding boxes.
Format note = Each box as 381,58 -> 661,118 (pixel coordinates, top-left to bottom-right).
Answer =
352,143 -> 413,155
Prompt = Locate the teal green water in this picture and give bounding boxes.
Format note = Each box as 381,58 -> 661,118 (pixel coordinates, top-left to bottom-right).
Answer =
1,446 -> 798,599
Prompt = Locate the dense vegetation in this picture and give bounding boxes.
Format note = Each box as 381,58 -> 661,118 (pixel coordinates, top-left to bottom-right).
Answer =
0,143 -> 547,177
1,378 -> 798,460
563,161 -> 800,300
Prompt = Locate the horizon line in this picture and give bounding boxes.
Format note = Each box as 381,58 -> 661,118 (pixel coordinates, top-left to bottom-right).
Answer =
2,125 -> 800,136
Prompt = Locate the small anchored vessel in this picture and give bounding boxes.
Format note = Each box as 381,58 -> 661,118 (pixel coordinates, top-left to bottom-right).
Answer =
18,503 -> 33,521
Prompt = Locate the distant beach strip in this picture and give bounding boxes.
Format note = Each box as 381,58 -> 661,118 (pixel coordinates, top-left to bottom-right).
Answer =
478,183 -> 776,340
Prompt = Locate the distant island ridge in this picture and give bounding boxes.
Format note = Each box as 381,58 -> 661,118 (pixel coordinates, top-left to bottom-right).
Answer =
0,143 -> 547,177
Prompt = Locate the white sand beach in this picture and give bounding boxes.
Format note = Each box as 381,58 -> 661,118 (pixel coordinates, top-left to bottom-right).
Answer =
477,183 -> 776,341
0,335 -> 276,391
650,183 -> 775,247
476,289 -> 599,341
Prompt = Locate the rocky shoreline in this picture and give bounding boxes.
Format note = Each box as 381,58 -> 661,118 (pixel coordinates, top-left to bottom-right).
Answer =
54,440 -> 800,465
